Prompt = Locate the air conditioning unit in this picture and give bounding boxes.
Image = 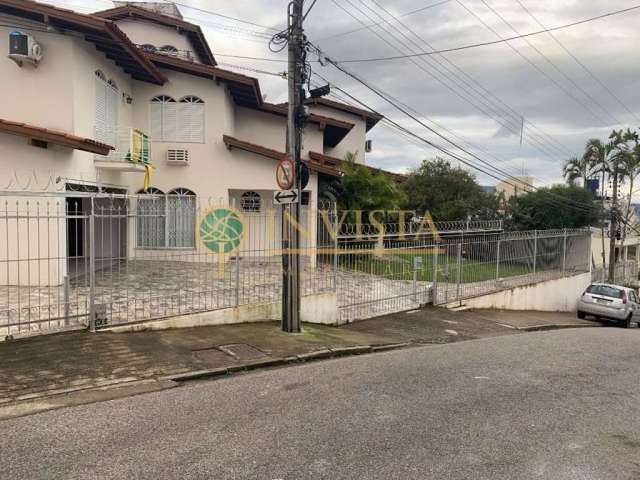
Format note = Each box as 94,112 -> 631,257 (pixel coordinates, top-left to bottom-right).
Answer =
365,139 -> 373,153
167,149 -> 189,165
8,31 -> 43,66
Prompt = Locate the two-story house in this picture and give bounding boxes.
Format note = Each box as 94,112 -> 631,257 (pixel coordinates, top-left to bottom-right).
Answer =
0,0 -> 392,287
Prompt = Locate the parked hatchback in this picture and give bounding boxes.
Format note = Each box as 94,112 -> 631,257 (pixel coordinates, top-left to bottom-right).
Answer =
577,283 -> 640,328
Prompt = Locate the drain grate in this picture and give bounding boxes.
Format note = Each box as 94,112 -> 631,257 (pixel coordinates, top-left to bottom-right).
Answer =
193,348 -> 235,367
218,344 -> 268,361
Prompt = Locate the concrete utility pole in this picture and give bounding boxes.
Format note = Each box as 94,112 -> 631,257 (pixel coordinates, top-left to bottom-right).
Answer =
608,165 -> 619,283
282,0 -> 305,333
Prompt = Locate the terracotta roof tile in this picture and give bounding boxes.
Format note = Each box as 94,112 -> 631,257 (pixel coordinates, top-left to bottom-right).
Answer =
0,118 -> 114,155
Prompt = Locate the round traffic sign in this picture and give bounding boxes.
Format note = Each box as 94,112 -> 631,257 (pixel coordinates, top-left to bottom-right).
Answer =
276,157 -> 295,190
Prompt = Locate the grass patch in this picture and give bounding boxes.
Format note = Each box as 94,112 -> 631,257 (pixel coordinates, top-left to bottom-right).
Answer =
338,251 -> 530,283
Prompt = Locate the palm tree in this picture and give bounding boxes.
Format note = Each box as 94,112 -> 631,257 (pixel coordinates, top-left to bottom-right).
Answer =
562,154 -> 595,187
616,129 -> 639,248
582,138 -> 611,270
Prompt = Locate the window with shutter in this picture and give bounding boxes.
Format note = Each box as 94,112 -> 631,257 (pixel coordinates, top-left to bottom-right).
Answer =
179,96 -> 204,143
167,188 -> 196,247
95,71 -> 118,147
150,95 -> 204,143
136,187 -> 166,248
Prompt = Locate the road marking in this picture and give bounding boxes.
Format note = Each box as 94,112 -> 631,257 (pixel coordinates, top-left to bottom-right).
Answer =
442,319 -> 458,324
497,323 -> 516,329
474,376 -> 490,380
405,310 -> 420,314
445,329 -> 459,336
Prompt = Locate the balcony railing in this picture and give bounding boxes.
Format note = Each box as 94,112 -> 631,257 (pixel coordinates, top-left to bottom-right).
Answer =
94,125 -> 151,171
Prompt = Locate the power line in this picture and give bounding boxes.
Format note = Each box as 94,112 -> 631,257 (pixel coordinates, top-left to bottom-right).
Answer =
316,0 -> 452,42
312,65 -> 597,214
514,0 -> 640,124
477,0 -> 622,126
326,0 -> 577,176
335,3 -> 640,62
455,0 -> 612,127
162,1 -> 283,32
349,0 -> 578,171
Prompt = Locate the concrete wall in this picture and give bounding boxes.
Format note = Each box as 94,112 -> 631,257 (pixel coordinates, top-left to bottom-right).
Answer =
115,19 -> 202,62
105,291 -> 339,332
309,104 -> 367,164
459,272 -> 592,312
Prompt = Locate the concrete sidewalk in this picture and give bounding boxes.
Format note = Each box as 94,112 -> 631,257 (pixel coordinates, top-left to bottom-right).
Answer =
0,308 -> 597,418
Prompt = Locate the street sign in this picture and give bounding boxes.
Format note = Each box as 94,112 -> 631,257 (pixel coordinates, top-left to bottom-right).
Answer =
276,157 -> 295,190
274,189 -> 299,205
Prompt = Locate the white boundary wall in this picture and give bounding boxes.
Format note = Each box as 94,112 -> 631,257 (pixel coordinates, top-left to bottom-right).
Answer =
457,272 -> 591,313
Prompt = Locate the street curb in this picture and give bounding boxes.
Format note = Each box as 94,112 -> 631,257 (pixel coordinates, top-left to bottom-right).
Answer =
166,342 -> 412,383
516,323 -> 600,332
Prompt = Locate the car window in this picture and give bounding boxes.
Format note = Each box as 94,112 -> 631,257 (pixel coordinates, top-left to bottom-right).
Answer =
587,284 -> 624,299
630,291 -> 639,303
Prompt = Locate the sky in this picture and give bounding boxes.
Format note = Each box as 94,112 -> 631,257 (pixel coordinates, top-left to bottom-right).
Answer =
50,0 -> 640,191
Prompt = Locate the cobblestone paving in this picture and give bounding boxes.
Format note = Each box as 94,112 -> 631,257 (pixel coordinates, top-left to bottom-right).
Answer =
1,259 -> 426,336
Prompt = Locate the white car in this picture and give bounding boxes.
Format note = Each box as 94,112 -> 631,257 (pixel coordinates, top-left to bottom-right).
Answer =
577,283 -> 640,328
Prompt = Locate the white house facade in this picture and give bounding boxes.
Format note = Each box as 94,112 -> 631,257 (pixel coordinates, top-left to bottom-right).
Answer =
0,0 -> 398,287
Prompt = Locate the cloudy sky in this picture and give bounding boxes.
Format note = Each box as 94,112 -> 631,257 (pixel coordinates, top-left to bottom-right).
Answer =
54,0 -> 640,190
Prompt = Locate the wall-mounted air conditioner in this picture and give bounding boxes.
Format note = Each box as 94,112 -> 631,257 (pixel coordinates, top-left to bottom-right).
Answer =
167,149 -> 189,165
8,31 -> 43,66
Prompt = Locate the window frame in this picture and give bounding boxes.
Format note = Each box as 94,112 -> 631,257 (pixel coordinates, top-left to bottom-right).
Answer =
136,187 -> 198,250
150,94 -> 205,143
240,191 -> 261,213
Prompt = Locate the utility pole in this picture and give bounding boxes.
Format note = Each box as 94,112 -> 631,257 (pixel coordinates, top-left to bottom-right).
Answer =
608,165 -> 619,283
282,0 -> 305,333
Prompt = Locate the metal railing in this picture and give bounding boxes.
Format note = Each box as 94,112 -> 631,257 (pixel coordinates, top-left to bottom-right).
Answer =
592,261 -> 639,285
94,124 -> 150,166
432,229 -> 591,305
0,190 -> 595,336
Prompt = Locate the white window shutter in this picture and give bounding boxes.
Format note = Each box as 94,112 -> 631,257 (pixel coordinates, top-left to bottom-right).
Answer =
105,87 -> 118,146
163,102 -> 178,142
95,77 -> 107,142
150,102 -> 163,140
191,103 -> 204,142
177,102 -> 191,142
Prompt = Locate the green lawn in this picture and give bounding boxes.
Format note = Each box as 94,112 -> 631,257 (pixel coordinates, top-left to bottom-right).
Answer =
338,251 -> 531,283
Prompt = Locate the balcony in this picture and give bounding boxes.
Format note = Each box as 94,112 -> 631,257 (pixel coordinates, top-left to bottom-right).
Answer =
94,125 -> 151,172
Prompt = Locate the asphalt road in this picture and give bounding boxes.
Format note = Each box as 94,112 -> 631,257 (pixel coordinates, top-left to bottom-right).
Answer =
2,327 -> 640,479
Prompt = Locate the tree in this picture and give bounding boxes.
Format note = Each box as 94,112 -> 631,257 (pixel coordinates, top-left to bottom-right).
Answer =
318,151 -> 404,217
618,129 -> 640,247
401,158 -> 499,220
562,154 -> 596,187
507,184 -> 598,231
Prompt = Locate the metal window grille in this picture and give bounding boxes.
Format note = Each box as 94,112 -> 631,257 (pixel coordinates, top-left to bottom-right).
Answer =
241,191 -> 261,212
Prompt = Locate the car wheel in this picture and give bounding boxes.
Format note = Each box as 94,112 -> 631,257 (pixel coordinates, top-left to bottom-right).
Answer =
622,314 -> 632,329
577,310 -> 586,319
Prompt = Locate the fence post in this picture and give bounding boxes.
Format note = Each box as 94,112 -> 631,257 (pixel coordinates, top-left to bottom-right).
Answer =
532,230 -> 537,274
455,241 -> 462,302
495,239 -> 500,282
562,228 -> 567,274
88,198 -> 96,333
63,275 -> 70,326
234,252 -> 240,308
332,204 -> 338,291
431,241 -> 439,305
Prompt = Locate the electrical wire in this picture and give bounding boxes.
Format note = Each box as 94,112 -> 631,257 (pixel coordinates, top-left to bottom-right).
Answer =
514,0 -> 640,124
476,0 -> 622,126
346,0 -> 579,168
311,66 -> 598,214
316,0 -> 452,42
334,3 -> 640,63
326,0 -> 577,176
